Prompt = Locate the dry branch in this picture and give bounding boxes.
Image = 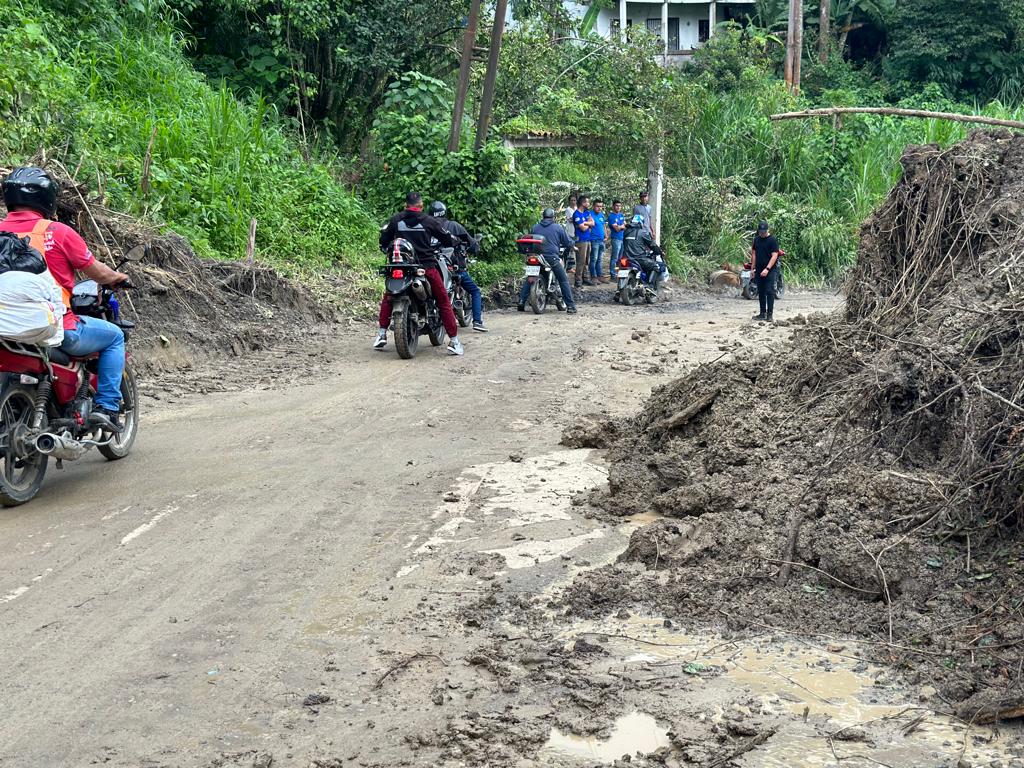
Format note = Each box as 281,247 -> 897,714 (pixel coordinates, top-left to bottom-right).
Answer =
770,107 -> 1024,131
653,389 -> 720,432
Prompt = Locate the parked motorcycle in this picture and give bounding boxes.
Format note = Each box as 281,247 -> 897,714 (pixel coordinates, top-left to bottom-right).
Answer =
381,238 -> 448,359
614,254 -> 664,305
0,244 -> 144,506
517,234 -> 566,314
741,250 -> 786,300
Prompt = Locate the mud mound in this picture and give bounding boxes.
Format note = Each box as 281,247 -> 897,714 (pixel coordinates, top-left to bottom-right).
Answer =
3,165 -> 337,379
566,131 -> 1024,710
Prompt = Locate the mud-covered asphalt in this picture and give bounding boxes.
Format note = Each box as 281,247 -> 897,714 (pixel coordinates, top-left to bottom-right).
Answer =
1,287 -> 845,766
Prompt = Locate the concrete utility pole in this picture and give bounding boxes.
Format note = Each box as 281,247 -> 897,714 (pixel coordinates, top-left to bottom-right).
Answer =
619,0 -> 627,40
475,0 -> 509,151
661,1 -> 669,65
818,0 -> 829,64
448,0 -> 482,153
784,0 -> 803,94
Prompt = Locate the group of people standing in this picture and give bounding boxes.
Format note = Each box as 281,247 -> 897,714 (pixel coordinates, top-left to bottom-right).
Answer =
564,191 -> 654,288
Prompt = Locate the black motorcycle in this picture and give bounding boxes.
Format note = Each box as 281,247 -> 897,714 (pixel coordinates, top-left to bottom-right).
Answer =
517,235 -> 567,314
381,240 -> 448,359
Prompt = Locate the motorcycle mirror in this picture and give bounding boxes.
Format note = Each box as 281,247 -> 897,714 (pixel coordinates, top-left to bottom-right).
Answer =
474,233 -> 484,242
122,244 -> 148,263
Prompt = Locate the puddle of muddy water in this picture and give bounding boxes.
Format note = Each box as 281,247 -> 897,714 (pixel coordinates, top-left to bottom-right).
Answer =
543,711 -> 669,762
560,616 -> 1019,767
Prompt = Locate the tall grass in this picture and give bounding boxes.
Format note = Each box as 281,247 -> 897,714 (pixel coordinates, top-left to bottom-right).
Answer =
0,3 -> 378,281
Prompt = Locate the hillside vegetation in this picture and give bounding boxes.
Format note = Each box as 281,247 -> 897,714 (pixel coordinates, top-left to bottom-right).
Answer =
5,1 -> 1024,292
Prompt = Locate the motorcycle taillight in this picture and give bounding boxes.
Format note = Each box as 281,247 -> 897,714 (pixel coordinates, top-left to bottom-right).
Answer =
619,258 -> 630,268
526,256 -> 540,266
391,269 -> 404,278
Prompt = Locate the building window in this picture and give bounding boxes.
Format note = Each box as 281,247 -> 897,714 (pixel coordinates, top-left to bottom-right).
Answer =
698,19 -> 710,43
645,17 -> 662,40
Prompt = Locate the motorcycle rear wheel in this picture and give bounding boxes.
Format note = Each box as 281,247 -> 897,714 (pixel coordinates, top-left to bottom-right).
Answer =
427,306 -> 445,347
621,278 -> 636,306
454,288 -> 470,328
530,282 -> 548,314
99,367 -> 139,461
0,383 -> 48,507
394,309 -> 419,359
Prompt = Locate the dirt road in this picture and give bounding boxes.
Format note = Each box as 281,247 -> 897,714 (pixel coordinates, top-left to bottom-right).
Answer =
7,285 -> 954,768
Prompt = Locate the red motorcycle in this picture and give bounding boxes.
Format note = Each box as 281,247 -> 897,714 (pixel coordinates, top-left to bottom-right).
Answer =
0,245 -> 143,506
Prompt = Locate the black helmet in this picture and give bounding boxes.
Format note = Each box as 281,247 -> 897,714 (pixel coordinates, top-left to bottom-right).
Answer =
429,200 -> 447,218
542,207 -> 556,220
3,167 -> 59,217
388,238 -> 416,263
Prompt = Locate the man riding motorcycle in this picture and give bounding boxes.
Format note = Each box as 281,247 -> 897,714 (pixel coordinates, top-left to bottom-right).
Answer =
621,213 -> 664,282
518,208 -> 577,315
0,167 -> 130,431
374,192 -> 462,355
429,200 -> 487,333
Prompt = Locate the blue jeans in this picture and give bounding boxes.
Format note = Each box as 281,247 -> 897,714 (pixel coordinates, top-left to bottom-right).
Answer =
519,255 -> 576,310
61,317 -> 125,411
610,239 -> 624,274
457,270 -> 483,324
590,241 -> 606,278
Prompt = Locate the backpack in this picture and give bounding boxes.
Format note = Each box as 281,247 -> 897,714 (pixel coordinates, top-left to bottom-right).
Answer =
0,230 -> 48,276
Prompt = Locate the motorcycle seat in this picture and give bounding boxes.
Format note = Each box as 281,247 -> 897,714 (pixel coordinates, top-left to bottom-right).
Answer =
47,348 -> 72,366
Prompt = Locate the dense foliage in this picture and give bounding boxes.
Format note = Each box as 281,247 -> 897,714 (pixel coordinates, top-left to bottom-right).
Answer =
1,0 -> 379,278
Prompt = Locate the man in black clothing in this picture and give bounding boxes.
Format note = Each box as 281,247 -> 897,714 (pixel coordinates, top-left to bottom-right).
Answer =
429,200 -> 487,332
618,214 -> 664,300
750,221 -> 780,322
375,192 -> 463,354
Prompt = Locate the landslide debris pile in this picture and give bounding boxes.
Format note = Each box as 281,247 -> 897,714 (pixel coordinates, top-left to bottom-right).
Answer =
568,131 -> 1024,715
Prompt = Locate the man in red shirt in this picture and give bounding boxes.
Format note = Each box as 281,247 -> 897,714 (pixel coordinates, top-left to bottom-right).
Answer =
1,167 -> 130,430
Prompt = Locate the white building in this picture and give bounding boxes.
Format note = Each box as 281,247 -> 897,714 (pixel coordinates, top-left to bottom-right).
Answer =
558,0 -> 756,64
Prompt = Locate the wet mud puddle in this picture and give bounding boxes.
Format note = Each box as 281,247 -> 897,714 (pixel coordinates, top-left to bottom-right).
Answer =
542,616 -> 1020,766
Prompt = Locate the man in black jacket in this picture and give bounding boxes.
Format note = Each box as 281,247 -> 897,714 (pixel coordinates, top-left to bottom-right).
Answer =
430,200 -> 487,332
750,221 -> 780,322
375,192 -> 463,354
620,214 -> 664,287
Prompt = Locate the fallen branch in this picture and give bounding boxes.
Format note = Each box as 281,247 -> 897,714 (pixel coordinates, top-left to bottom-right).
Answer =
653,389 -> 720,432
372,652 -> 446,690
705,727 -> 777,768
770,107 -> 1024,131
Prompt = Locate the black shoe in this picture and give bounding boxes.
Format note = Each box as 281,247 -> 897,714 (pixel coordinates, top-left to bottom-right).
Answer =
566,307 -> 578,315
766,314 -> 774,323
90,407 -> 123,433
752,313 -> 767,321
517,304 -> 525,312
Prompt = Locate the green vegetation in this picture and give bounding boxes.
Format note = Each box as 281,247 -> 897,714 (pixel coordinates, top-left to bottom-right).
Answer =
0,0 -> 378,281
5,0 -> 1024,294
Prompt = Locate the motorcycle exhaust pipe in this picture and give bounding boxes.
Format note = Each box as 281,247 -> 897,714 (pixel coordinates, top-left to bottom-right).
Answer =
411,279 -> 428,301
34,433 -> 88,461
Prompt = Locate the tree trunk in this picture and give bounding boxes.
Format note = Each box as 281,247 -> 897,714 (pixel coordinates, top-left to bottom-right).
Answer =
784,0 -> 795,91
818,0 -> 829,64
838,12 -> 853,55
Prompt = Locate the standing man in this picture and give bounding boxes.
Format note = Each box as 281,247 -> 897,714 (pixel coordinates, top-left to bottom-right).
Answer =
563,194 -> 578,276
589,199 -> 608,283
633,191 -> 653,236
750,221 -> 780,323
518,208 -> 577,315
375,192 -> 462,355
572,195 -> 594,289
608,199 -> 626,277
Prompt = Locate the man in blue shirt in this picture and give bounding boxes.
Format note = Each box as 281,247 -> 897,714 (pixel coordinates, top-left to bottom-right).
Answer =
571,195 -> 594,288
607,199 -> 626,280
589,199 -> 608,283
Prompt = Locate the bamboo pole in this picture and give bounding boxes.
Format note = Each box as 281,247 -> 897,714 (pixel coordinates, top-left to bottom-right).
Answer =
769,107 -> 1024,130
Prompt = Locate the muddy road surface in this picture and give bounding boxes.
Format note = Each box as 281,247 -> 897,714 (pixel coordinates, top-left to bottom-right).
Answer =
7,287 -> 1011,768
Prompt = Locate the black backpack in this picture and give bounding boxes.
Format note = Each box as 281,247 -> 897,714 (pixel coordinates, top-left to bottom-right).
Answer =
0,231 -> 48,275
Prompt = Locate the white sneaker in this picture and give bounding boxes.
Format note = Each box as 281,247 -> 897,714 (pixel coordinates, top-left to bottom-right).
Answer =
372,329 -> 387,350
447,337 -> 464,356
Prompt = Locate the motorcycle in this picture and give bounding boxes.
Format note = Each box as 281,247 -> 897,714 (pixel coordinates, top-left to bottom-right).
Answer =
517,234 -> 567,314
0,244 -> 144,506
380,241 -> 449,359
741,250 -> 786,301
448,234 -> 484,328
614,253 -> 664,305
